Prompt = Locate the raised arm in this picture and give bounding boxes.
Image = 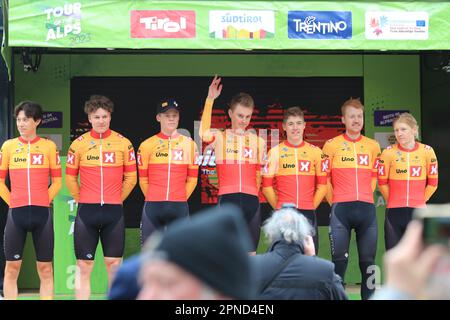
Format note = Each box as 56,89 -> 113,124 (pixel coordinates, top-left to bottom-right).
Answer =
199,75 -> 222,143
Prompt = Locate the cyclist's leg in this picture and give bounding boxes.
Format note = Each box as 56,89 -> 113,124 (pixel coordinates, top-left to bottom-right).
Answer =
329,202 -> 352,284
74,204 -> 100,300
3,207 -> 28,299
31,206 -> 54,299
355,202 -> 378,300
99,204 -> 125,287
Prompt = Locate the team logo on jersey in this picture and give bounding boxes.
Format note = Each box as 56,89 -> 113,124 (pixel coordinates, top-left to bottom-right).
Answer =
77,136 -> 84,141
378,164 -> 386,176
137,154 -> 142,166
128,150 -> 136,162
172,149 -> 184,161
374,157 -> 380,169
67,152 -> 75,165
31,153 -> 44,165
428,161 -> 437,174
243,147 -> 254,159
298,160 -> 311,172
56,152 -> 61,165
103,152 -> 116,164
357,154 -> 369,166
410,166 -> 422,177
321,159 -> 329,173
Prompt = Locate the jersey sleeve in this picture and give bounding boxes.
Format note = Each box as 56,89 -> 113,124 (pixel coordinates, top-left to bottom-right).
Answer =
425,146 -> 438,201
65,139 -> 81,201
261,146 -> 278,209
199,98 -> 216,143
47,140 -> 62,203
121,138 -> 137,202
377,148 -> 391,202
316,149 -> 329,185
137,141 -> 151,197
321,139 -> 335,175
186,140 -> 199,199
0,141 -> 11,205
372,141 -> 382,178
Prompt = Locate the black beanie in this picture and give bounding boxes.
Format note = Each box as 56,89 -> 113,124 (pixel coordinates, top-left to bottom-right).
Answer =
156,204 -> 255,300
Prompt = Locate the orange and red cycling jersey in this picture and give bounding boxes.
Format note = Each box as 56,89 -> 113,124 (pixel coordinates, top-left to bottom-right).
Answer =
262,140 -> 328,210
322,133 -> 381,204
65,129 -> 137,204
137,132 -> 198,202
377,142 -> 438,208
204,129 -> 266,197
0,136 -> 62,208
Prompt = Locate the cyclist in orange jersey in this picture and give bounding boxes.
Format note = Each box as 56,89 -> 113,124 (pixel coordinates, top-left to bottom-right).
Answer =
66,95 -> 137,300
322,98 -> 381,300
378,113 -> 438,250
0,101 -> 61,300
199,76 -> 267,252
137,98 -> 199,245
262,107 -> 328,253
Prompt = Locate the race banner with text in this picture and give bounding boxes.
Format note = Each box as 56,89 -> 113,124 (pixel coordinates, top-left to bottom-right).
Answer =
6,0 -> 450,50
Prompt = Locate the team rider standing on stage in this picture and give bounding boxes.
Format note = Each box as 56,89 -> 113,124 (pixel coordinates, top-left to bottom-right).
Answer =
0,101 -> 61,300
199,76 -> 267,253
322,98 -> 381,300
378,113 -> 438,250
66,95 -> 137,300
137,99 -> 198,245
262,107 -> 328,253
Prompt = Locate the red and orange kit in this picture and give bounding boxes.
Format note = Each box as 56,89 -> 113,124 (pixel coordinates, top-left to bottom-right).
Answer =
377,142 -> 438,208
137,132 -> 199,201
262,141 -> 328,210
322,134 -> 381,203
0,136 -> 61,208
65,129 -> 137,204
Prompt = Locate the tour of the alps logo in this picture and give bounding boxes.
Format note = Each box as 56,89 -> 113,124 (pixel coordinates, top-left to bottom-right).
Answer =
209,10 -> 275,39
288,11 -> 352,39
130,10 -> 196,38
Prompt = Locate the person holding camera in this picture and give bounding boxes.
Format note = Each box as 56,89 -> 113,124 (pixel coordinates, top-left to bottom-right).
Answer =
378,113 -> 438,250
251,206 -> 347,300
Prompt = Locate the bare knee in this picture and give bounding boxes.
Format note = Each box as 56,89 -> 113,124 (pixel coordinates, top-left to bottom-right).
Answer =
104,258 -> 121,273
77,260 -> 94,277
5,262 -> 22,280
37,262 -> 53,280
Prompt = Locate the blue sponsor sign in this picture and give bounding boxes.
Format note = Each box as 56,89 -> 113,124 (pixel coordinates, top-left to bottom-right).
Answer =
374,110 -> 409,127
288,11 -> 352,39
41,111 -> 63,128
416,20 -> 426,27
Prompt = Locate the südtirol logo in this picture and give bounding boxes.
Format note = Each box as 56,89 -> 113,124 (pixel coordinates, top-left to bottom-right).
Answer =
209,10 -> 275,39
44,2 -> 88,44
130,11 -> 196,38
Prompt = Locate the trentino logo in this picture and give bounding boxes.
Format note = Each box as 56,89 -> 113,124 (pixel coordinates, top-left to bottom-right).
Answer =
288,11 -> 352,39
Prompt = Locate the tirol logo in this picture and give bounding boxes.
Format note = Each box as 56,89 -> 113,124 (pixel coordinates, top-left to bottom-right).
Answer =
45,3 -> 83,42
288,11 -> 352,39
209,10 -> 275,39
130,11 -> 196,38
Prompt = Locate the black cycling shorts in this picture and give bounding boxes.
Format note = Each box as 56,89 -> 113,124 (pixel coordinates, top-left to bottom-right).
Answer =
298,209 -> 319,254
218,193 -> 261,251
140,201 -> 189,246
384,207 -> 414,251
4,205 -> 53,262
74,203 -> 124,260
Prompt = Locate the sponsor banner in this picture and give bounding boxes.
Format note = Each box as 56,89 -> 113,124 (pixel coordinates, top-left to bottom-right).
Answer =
288,11 -> 352,39
7,1 -> 450,50
366,11 -> 429,40
41,111 -> 63,128
374,110 -> 409,126
130,10 -> 196,38
209,10 -> 275,39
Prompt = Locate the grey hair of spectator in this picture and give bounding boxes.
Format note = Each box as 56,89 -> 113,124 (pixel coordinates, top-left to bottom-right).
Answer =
263,208 -> 314,244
